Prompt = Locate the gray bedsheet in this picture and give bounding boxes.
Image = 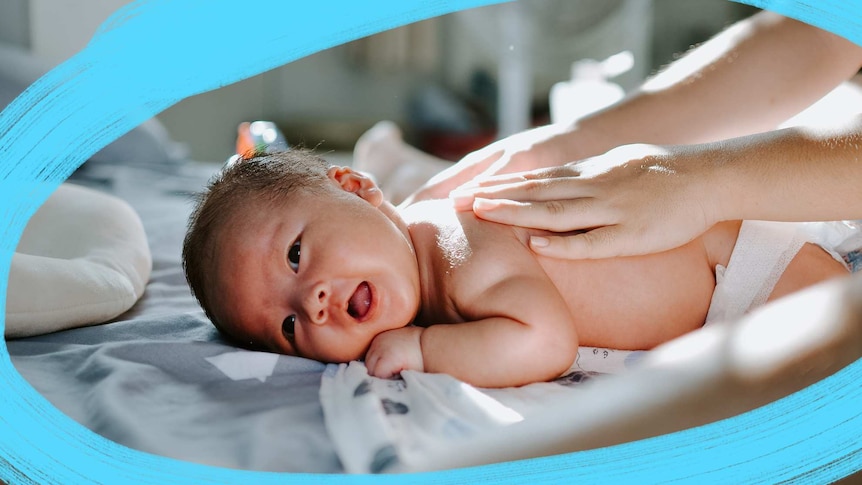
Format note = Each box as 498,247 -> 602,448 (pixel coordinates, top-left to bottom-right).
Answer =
7,160 -> 342,473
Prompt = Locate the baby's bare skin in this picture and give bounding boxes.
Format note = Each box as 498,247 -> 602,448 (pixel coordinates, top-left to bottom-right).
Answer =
209,165 -> 847,389
365,198 -> 847,387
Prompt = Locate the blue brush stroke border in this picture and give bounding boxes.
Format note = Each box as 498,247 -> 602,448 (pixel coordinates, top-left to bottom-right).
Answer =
1,0 -> 860,483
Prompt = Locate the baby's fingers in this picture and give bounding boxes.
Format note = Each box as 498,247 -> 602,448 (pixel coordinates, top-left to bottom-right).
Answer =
364,353 -> 379,375
364,341 -> 387,374
364,349 -> 394,379
368,358 -> 399,379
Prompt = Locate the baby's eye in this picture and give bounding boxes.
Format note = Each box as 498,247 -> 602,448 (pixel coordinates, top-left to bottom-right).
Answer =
282,315 -> 296,344
287,240 -> 301,271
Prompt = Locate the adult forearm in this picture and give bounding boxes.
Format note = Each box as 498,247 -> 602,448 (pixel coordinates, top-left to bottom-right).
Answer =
408,12 -> 861,208
707,115 -> 862,223
457,115 -> 862,259
571,12 -> 862,154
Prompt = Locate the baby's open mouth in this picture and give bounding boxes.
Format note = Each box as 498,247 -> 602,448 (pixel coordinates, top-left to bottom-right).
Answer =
347,281 -> 372,321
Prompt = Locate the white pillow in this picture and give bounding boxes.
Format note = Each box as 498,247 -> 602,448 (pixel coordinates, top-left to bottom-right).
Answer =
6,183 -> 152,338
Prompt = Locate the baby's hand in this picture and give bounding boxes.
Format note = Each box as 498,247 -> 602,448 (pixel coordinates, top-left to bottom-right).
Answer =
365,326 -> 424,379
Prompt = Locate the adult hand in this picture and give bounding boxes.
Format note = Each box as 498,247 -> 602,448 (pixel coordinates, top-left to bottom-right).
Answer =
403,123 -> 599,205
451,143 -> 720,259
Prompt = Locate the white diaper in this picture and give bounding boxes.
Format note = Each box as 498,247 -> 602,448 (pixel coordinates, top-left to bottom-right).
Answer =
705,220 -> 856,326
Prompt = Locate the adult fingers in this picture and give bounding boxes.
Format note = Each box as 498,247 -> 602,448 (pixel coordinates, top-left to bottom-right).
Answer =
454,148 -> 506,180
405,149 -> 507,205
451,171 -> 527,194
528,227 -> 633,260
471,197 -> 610,232
451,175 -> 594,212
462,164 -> 577,190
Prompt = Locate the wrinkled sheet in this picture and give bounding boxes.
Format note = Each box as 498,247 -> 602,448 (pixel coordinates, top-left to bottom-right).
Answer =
320,349 -> 641,473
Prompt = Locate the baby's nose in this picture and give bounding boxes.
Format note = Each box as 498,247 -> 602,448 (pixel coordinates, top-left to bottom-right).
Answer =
305,283 -> 330,325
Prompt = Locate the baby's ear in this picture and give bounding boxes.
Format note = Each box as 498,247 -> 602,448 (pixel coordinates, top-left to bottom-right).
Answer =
327,166 -> 384,207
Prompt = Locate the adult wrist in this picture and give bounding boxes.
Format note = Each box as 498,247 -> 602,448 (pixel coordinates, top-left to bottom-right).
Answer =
545,120 -> 619,164
694,140 -> 750,224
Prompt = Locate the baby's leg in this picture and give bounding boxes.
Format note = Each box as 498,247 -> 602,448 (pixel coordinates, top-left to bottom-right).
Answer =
353,121 -> 453,204
769,243 -> 850,302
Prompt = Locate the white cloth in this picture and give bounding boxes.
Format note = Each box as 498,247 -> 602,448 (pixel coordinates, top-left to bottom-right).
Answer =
320,344 -> 647,473
320,359 -> 604,473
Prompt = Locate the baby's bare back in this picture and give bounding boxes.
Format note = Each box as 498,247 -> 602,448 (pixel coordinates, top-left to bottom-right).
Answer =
406,200 -> 724,350
533,235 -> 718,349
407,201 -> 847,353
473,217 -> 723,350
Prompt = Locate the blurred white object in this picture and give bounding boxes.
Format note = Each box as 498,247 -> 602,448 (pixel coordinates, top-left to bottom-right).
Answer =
496,1 -> 533,137
452,0 -> 652,137
353,121 -> 452,205
550,51 -> 632,124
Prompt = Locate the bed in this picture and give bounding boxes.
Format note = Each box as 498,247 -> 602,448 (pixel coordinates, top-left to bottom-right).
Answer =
6,128 -> 862,478
4,42 -> 862,481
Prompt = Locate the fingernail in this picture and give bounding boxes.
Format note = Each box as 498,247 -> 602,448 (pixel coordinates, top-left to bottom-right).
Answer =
472,198 -> 499,211
530,236 -> 549,248
449,191 -> 474,210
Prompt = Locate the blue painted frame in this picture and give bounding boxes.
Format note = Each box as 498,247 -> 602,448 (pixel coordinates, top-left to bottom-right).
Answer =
1,1 -> 860,483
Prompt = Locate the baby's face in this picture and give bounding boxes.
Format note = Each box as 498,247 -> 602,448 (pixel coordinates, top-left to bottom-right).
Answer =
212,167 -> 421,362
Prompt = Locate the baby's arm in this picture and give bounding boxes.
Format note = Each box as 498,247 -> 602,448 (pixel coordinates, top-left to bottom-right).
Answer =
366,274 -> 579,388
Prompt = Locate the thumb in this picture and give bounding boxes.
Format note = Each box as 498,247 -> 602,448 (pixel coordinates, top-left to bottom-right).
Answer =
529,227 -> 628,260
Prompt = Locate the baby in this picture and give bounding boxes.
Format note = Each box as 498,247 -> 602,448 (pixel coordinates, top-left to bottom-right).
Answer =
182,150 -> 848,388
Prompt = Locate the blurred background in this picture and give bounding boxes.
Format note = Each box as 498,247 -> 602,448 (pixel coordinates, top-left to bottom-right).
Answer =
0,0 -> 758,164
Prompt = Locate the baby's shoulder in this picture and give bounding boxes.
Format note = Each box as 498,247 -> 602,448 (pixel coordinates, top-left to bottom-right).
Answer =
406,200 -> 546,321
444,214 -> 550,316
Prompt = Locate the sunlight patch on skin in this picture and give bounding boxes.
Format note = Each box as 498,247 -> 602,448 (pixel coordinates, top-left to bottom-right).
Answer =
646,164 -> 676,175
423,202 -> 473,271
640,17 -> 750,93
437,224 -> 472,271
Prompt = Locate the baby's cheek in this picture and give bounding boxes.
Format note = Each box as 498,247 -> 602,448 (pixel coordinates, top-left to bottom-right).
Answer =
310,333 -> 372,364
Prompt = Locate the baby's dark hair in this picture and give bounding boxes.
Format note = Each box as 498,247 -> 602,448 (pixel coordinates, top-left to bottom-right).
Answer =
182,150 -> 330,336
